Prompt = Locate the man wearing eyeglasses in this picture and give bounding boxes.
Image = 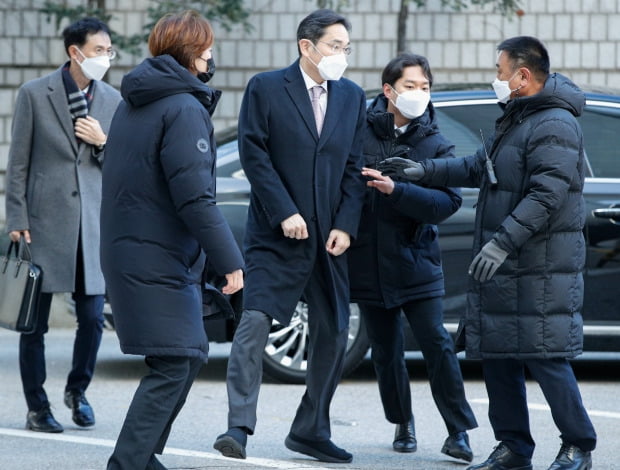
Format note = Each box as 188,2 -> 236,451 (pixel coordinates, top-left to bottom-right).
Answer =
5,17 -> 120,434
213,8 -> 366,464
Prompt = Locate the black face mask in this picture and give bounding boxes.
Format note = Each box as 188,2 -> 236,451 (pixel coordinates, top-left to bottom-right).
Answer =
197,58 -> 216,83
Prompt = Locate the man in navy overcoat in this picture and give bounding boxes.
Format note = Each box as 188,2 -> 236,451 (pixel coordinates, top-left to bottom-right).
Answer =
213,9 -> 366,464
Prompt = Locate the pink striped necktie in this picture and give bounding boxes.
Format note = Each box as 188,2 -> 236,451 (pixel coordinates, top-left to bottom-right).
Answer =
311,85 -> 325,135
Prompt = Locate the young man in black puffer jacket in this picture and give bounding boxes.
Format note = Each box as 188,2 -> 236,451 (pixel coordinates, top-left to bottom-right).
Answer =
348,53 -> 478,462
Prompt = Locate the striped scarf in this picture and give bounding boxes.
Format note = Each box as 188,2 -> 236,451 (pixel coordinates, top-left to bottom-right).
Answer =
62,61 -> 93,122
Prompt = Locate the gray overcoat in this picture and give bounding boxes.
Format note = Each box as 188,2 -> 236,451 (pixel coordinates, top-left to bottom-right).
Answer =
5,66 -> 121,294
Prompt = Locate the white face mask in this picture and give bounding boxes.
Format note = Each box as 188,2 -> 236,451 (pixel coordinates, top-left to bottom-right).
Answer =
76,48 -> 110,81
310,45 -> 348,81
390,87 -> 430,119
492,71 -> 520,104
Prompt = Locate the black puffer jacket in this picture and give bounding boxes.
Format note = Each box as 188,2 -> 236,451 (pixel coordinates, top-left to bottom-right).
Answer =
348,94 -> 462,307
422,73 -> 586,359
101,55 -> 243,359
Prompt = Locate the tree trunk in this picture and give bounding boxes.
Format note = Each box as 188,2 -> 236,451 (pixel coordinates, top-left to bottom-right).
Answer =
397,0 -> 409,54
88,0 -> 106,10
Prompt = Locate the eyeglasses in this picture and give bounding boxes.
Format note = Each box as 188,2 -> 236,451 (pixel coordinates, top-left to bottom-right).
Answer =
76,47 -> 117,60
94,48 -> 117,59
317,40 -> 352,56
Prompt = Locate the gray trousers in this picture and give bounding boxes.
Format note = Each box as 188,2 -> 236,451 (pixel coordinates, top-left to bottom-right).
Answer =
226,264 -> 349,441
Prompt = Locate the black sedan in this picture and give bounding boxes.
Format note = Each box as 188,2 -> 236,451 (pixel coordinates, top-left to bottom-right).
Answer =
205,87 -> 620,384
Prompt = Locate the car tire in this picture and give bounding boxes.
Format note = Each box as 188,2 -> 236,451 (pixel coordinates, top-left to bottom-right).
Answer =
262,302 -> 369,384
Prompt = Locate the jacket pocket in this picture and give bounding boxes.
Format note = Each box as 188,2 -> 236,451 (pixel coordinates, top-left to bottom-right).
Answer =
26,172 -> 45,219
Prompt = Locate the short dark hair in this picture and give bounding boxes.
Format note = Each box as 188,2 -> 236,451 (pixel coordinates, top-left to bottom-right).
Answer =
149,10 -> 214,72
296,9 -> 351,55
62,17 -> 111,55
381,53 -> 433,88
497,36 -> 550,81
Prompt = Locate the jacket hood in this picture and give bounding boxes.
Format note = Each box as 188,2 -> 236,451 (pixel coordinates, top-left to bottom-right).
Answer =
367,93 -> 439,140
503,72 -> 585,119
121,54 -> 221,114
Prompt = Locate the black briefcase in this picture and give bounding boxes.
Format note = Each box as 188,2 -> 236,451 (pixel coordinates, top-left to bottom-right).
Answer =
0,238 -> 43,333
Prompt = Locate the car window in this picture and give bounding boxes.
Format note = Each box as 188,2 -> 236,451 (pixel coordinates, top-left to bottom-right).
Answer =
580,103 -> 620,178
435,100 -> 620,179
215,94 -> 620,180
434,103 -> 501,157
216,139 -> 245,178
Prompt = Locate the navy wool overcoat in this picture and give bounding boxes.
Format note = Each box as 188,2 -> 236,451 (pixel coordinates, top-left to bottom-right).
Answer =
239,60 -> 367,331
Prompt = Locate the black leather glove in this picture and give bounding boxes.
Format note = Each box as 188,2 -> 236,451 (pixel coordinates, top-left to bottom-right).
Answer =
376,157 -> 425,181
468,240 -> 508,282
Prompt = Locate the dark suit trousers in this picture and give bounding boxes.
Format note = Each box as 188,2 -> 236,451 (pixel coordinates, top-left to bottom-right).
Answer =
19,244 -> 104,411
483,358 -> 597,457
107,355 -> 204,470
359,297 -> 477,435
226,261 -> 348,441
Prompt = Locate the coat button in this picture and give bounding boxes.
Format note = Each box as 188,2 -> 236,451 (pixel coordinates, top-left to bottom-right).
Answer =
71,191 -> 78,196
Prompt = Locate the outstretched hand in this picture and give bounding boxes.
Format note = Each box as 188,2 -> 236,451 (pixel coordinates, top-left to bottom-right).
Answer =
361,167 -> 394,194
376,157 -> 425,181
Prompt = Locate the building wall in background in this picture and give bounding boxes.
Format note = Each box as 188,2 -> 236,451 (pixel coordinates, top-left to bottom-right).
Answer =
1,0 -> 619,223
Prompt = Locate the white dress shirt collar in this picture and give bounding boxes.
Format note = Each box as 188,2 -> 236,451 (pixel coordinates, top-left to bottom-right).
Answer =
299,64 -> 328,94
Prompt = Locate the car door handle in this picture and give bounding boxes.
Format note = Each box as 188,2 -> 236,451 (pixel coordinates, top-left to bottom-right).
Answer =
592,207 -> 620,224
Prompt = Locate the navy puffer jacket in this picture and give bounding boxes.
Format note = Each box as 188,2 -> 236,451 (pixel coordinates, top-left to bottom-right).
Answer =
101,55 -> 244,359
348,94 -> 462,308
422,73 -> 586,359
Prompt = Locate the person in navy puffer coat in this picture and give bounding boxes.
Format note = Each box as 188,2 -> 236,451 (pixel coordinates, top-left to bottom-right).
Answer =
101,11 -> 243,470
348,53 -> 477,462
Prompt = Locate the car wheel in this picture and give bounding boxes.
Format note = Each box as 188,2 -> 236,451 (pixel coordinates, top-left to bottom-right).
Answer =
262,302 -> 369,384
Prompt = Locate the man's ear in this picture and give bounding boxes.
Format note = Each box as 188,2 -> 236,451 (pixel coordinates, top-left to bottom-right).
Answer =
383,83 -> 393,100
68,44 -> 79,61
299,39 -> 312,58
518,67 -> 532,87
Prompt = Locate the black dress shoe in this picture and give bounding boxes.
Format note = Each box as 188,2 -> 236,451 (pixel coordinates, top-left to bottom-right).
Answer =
64,390 -> 95,427
26,406 -> 64,433
213,429 -> 247,459
547,443 -> 592,470
285,432 -> 352,463
442,431 -> 473,462
393,417 -> 417,453
467,443 -> 532,470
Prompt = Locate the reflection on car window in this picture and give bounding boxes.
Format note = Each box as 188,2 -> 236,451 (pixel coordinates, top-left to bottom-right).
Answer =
580,104 -> 620,178
434,104 -> 501,157
216,140 -> 243,178
436,101 -> 620,179
215,97 -> 620,181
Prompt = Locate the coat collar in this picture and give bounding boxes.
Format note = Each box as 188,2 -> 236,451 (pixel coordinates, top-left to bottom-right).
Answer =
283,59 -> 347,144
